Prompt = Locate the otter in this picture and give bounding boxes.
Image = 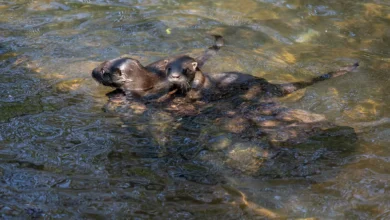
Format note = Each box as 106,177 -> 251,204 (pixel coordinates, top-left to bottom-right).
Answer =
92,57 -> 169,98
164,56 -> 359,101
92,35 -> 224,98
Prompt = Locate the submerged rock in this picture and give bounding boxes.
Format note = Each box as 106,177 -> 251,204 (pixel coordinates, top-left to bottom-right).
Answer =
103,91 -> 357,180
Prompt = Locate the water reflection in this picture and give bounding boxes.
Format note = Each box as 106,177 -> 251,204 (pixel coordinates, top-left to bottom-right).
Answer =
0,0 -> 389,219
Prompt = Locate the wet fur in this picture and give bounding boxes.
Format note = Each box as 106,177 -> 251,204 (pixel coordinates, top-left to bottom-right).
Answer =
165,57 -> 359,101
92,35 -> 224,99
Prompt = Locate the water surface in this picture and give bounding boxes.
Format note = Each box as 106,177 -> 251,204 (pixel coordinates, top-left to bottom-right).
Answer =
0,0 -> 389,219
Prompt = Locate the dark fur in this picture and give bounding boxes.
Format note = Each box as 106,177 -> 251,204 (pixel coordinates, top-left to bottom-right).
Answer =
164,56 -> 359,101
92,35 -> 224,98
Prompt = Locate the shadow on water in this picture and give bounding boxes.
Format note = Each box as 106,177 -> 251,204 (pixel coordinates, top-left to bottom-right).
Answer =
0,0 -> 389,219
101,64 -> 359,218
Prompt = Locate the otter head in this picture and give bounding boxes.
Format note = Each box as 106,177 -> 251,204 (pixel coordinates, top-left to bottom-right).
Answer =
92,58 -> 143,88
165,56 -> 198,91
92,64 -> 124,88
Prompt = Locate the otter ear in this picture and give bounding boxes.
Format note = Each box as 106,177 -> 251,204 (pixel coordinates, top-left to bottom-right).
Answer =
191,62 -> 198,70
164,59 -> 169,64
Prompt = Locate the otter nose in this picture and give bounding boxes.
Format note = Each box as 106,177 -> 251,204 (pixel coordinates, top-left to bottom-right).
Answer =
170,72 -> 181,78
92,68 -> 103,82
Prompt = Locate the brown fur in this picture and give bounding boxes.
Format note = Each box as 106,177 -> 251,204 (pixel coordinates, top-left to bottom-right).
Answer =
164,57 -> 359,101
91,35 -> 224,99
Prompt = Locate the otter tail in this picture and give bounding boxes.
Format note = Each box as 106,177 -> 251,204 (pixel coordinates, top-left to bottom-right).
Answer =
277,62 -> 359,95
196,35 -> 224,68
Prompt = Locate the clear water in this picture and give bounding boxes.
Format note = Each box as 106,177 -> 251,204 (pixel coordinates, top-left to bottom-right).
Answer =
0,0 -> 389,219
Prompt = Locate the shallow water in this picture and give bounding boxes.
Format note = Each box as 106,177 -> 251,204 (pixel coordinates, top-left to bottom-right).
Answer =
0,0 -> 389,219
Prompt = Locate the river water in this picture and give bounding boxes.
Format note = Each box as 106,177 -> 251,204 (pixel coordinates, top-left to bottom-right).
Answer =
0,0 -> 389,219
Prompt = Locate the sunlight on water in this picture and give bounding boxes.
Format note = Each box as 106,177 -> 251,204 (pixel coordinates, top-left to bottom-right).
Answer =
0,0 -> 389,219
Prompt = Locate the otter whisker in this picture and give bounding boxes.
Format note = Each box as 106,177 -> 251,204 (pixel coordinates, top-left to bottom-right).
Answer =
185,81 -> 191,91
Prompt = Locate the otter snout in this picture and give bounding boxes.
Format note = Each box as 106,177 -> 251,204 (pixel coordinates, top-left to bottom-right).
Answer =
170,72 -> 181,79
92,67 -> 104,83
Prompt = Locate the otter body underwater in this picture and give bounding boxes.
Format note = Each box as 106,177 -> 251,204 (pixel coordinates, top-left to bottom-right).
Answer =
92,35 -> 358,103
163,54 -> 359,101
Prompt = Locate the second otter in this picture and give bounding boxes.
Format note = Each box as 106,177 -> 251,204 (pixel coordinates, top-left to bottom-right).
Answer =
164,55 -> 359,101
